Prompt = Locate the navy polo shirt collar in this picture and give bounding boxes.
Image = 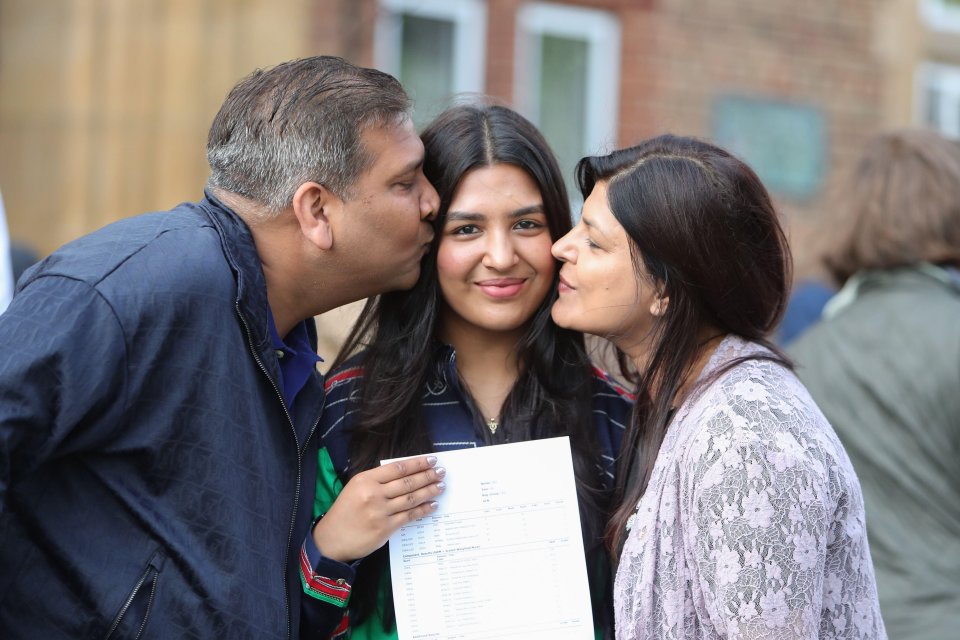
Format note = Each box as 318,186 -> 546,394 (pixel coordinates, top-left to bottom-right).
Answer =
267,308 -> 322,414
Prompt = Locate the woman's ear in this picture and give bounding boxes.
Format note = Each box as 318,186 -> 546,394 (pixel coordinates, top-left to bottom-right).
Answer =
291,181 -> 336,251
650,295 -> 669,317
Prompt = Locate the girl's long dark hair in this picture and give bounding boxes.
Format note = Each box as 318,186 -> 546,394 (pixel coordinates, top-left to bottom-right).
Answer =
576,135 -> 793,558
335,103 -> 611,632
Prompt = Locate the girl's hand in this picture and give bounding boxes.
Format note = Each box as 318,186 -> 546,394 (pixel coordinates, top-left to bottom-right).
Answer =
310,455 -> 446,562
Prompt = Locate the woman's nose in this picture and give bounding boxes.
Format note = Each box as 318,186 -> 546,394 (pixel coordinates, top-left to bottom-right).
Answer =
552,230 -> 576,263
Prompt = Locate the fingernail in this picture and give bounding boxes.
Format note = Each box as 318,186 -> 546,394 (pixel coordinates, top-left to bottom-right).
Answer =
435,466 -> 446,478
436,481 -> 446,491
426,456 -> 438,465
429,501 -> 439,510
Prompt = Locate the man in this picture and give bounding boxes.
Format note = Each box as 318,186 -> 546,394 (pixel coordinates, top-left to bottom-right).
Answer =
0,56 -> 439,638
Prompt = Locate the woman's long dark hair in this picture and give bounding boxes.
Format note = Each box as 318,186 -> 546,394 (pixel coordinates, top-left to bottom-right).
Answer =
576,135 -> 793,558
336,103 -> 610,631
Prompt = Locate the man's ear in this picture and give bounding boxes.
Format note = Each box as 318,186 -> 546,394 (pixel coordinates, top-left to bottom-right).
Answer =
291,181 -> 337,251
650,295 -> 669,317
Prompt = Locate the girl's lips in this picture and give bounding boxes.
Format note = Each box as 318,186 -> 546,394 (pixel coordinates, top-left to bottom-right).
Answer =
558,275 -> 575,293
476,278 -> 526,299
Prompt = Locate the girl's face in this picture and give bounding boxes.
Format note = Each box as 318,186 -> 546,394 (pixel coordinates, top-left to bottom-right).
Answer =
436,164 -> 556,336
551,181 -> 661,360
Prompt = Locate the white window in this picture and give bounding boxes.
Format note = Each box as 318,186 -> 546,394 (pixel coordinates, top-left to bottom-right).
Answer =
920,0 -> 960,33
916,61 -> 960,138
375,0 -> 486,128
514,2 -> 621,208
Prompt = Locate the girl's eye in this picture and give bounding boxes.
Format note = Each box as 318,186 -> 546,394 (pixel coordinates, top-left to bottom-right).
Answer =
513,219 -> 544,231
394,182 -> 414,191
586,237 -> 602,250
451,224 -> 480,235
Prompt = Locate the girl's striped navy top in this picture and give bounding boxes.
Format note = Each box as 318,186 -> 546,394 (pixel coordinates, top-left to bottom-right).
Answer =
319,344 -> 634,487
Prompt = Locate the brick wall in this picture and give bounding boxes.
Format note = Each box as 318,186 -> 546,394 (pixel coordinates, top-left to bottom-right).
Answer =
617,0 -> 883,279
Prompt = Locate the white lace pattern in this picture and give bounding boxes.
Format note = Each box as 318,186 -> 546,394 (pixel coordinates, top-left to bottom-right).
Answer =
614,336 -> 885,639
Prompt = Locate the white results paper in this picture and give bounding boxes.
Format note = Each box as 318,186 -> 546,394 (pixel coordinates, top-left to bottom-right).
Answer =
383,436 -> 594,640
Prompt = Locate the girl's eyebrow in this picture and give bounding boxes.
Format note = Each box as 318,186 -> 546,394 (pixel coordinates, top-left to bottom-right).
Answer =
508,204 -> 544,219
447,204 -> 544,223
446,211 -> 486,222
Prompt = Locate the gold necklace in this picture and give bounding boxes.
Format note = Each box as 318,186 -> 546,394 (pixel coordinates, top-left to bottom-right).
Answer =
486,416 -> 499,434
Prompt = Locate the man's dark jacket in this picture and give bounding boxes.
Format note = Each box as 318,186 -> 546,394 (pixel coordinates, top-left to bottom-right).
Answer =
0,194 -> 324,638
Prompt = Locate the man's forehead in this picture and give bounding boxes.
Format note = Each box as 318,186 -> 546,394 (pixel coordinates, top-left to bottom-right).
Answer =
361,117 -> 422,167
361,115 -> 414,146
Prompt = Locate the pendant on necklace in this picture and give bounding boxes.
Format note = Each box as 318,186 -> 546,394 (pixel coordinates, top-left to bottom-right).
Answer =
487,417 -> 499,434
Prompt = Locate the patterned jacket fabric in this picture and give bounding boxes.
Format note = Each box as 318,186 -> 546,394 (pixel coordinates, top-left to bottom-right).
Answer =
614,335 -> 885,639
0,193 -> 325,639
309,345 -> 634,639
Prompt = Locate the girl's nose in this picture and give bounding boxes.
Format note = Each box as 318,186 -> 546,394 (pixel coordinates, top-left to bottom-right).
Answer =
482,233 -> 519,270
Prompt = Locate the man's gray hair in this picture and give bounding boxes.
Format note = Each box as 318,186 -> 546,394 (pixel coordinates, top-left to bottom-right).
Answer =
206,56 -> 410,216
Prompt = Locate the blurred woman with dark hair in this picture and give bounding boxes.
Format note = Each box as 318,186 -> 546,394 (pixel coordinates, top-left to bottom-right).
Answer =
790,129 -> 960,640
551,135 -> 884,639
302,103 -> 632,639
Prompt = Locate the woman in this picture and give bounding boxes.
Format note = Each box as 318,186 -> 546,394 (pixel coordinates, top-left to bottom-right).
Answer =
302,103 -> 633,639
789,129 -> 960,639
550,135 -> 885,639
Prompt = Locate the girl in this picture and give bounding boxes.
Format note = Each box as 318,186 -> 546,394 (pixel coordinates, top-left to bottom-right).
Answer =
302,104 -> 632,639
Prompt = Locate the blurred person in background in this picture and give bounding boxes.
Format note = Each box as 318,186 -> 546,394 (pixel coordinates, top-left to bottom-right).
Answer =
304,103 -> 633,639
0,56 -> 440,639
776,277 -> 835,346
0,190 -> 13,313
0,189 -> 42,314
789,129 -> 960,640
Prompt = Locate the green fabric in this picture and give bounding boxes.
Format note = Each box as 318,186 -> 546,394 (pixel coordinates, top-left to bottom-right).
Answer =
314,447 -> 397,639
789,266 -> 960,640
343,592 -> 395,640
314,447 -> 343,519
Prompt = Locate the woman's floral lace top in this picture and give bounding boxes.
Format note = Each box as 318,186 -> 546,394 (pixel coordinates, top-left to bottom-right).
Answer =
614,336 -> 885,639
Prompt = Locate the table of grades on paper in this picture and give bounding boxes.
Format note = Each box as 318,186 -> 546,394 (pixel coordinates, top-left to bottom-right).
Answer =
384,437 -> 594,640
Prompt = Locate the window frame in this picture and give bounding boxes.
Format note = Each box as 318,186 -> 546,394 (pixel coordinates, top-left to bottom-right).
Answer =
920,0 -> 960,33
374,0 -> 487,99
916,60 -> 960,137
513,2 -> 622,159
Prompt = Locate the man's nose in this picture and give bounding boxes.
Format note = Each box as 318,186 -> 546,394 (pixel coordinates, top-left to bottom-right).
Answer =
421,178 -> 440,222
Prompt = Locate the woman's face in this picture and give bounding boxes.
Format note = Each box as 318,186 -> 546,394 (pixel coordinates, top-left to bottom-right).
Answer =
551,180 -> 661,358
436,164 -> 556,336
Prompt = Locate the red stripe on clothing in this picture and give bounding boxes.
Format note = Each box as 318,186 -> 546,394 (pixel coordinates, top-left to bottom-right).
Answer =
299,548 -> 351,602
591,365 -> 635,400
330,611 -> 350,638
324,366 -> 364,392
